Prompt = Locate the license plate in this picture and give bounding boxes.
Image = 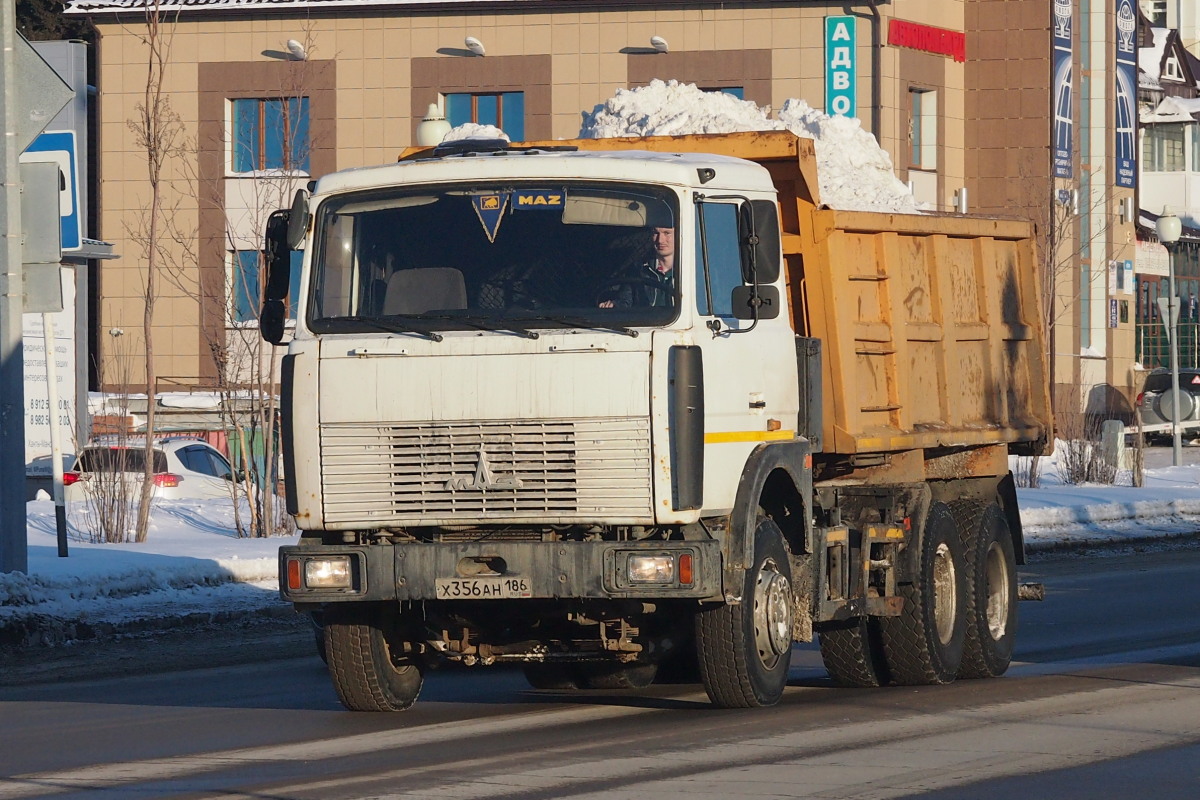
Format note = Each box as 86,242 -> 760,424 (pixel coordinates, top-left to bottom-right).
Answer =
435,576 -> 532,599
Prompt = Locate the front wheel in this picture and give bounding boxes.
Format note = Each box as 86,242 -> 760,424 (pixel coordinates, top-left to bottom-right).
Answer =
324,605 -> 425,711
695,517 -> 794,708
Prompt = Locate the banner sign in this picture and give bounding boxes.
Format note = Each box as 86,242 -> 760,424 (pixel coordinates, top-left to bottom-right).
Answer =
1051,0 -> 1073,179
887,20 -> 966,63
825,16 -> 856,117
1115,0 -> 1138,188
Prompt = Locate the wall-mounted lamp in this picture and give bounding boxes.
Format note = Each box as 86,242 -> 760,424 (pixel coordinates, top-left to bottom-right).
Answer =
465,36 -> 486,56
952,186 -> 968,214
650,35 -> 668,54
416,103 -> 452,146
285,39 -> 308,61
1118,195 -> 1134,225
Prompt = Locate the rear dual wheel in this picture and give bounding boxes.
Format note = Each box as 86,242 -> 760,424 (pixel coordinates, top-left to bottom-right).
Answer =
949,502 -> 1018,679
818,617 -> 885,687
522,661 -> 658,690
875,502 -> 966,685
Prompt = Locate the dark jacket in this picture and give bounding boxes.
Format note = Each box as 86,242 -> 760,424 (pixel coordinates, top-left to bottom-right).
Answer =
600,261 -> 674,308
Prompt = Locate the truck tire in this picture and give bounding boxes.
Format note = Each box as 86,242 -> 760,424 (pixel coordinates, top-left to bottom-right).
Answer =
578,661 -> 658,689
522,663 -> 581,690
876,502 -> 966,685
956,504 -> 1018,678
817,617 -> 885,687
695,517 -> 794,708
324,605 -> 424,711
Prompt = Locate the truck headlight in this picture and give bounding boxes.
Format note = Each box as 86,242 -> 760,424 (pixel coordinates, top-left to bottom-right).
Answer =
627,554 -> 675,583
304,556 -> 352,589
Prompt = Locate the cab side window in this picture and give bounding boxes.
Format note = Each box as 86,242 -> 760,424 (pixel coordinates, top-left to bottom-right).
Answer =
694,203 -> 743,317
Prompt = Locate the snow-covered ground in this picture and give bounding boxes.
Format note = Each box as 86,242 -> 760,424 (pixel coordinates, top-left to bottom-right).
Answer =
3,452 -> 1200,651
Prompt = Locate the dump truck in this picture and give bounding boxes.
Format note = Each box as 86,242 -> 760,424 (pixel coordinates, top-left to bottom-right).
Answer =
261,131 -> 1051,711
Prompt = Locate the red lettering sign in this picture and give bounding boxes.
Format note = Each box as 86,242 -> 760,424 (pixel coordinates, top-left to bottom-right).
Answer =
888,19 -> 966,63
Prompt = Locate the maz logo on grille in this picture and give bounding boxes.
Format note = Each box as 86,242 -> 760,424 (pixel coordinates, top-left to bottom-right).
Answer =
444,448 -> 524,491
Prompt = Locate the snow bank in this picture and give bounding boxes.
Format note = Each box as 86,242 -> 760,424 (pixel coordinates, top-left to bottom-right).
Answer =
580,80 -> 919,213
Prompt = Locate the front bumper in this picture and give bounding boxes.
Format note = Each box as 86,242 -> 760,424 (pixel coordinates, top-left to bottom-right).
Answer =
280,539 -> 724,603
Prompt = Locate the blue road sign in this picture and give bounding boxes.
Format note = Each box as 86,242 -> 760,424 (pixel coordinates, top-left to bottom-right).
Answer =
21,130 -> 80,252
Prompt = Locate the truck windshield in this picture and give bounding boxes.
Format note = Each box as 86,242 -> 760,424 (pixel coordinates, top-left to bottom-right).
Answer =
308,182 -> 679,334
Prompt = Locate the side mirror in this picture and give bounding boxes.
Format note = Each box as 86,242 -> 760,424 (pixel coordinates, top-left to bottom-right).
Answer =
731,284 -> 780,321
261,209 -> 292,345
740,200 -> 782,284
286,189 -> 310,250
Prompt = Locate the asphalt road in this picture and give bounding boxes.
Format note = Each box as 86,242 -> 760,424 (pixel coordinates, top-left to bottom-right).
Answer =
1,547 -> 1199,799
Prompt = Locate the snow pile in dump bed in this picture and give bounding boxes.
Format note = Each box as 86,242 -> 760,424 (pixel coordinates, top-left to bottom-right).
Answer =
442,122 -> 509,143
579,80 -> 919,214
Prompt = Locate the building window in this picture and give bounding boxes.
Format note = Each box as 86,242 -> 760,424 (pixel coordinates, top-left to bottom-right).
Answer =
446,92 -> 524,141
700,87 -> 745,100
1163,55 -> 1184,82
910,89 -> 937,169
232,97 -> 310,173
232,249 -> 303,323
1144,123 -> 1186,171
1143,0 -> 1167,26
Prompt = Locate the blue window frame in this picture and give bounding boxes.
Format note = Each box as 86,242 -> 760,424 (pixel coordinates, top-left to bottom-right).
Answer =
232,97 -> 310,172
446,91 -> 525,141
701,86 -> 744,100
234,250 -> 303,323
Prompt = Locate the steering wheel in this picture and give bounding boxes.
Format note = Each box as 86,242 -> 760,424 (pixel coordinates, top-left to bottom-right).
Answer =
595,276 -> 671,307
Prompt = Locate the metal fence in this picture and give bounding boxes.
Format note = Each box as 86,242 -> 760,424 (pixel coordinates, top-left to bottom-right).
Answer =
1135,321 -> 1200,370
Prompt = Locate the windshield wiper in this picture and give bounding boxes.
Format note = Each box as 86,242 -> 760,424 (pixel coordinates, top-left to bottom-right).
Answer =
422,313 -> 539,340
505,314 -> 638,338
321,315 -> 443,342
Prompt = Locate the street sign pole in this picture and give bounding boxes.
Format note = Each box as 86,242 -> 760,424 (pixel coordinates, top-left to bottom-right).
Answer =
0,14 -> 74,574
0,0 -> 27,574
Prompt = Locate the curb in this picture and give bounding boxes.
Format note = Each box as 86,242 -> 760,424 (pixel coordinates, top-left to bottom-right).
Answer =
0,602 -> 302,655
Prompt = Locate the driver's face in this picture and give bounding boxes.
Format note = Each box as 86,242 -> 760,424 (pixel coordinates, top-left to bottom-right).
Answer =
651,227 -> 675,261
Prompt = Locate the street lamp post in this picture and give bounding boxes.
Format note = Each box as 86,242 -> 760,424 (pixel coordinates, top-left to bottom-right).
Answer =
1156,209 -> 1184,466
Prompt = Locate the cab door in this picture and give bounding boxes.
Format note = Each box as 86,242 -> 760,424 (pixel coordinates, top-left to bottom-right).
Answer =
691,198 -> 797,513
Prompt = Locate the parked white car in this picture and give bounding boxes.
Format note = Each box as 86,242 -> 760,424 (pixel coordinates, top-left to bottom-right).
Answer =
64,437 -> 240,502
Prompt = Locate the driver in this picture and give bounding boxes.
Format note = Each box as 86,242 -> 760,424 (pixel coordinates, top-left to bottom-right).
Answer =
599,226 -> 675,308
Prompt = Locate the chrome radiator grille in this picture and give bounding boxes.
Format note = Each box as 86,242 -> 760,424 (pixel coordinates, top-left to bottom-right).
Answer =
320,418 -> 653,524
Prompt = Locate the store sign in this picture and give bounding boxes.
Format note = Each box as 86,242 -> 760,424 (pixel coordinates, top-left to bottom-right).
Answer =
887,20 -> 966,63
1114,0 -> 1137,188
1136,241 -> 1170,277
1051,0 -> 1073,179
825,16 -> 856,117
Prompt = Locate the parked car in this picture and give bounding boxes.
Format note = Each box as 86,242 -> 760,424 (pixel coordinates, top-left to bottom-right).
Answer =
1136,367 -> 1200,438
64,437 -> 240,502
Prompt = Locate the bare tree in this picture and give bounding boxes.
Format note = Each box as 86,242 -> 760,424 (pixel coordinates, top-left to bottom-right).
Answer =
125,0 -> 184,542
155,33 -> 319,537
1002,155 -> 1130,487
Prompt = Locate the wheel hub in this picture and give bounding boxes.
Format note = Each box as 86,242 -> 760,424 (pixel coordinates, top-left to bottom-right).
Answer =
932,541 -> 958,645
753,561 -> 793,666
983,540 -> 1011,639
